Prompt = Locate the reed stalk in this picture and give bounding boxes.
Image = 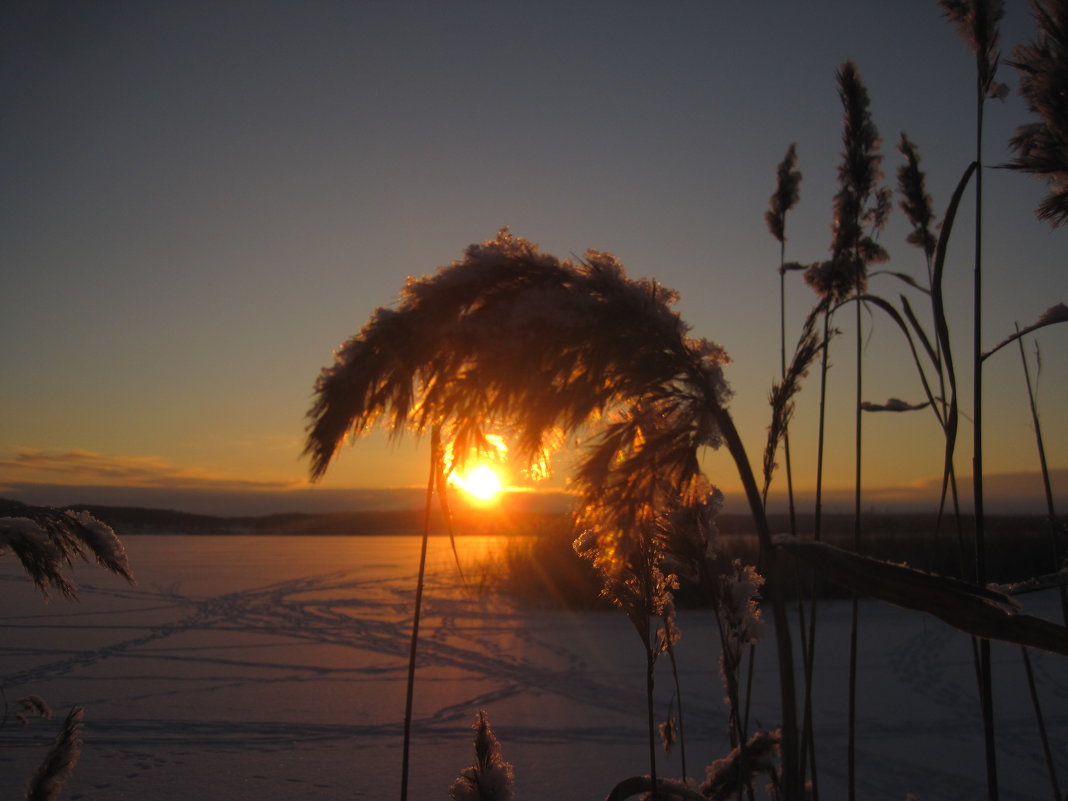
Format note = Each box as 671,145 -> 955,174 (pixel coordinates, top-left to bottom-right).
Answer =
1014,330 -> 1068,623
399,427 -> 442,801
939,2 -> 1005,794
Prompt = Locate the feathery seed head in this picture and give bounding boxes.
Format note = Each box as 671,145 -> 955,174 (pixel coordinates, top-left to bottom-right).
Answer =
940,0 -> 1005,96
1007,0 -> 1068,226
897,134 -> 938,257
765,143 -> 802,243
26,706 -> 83,801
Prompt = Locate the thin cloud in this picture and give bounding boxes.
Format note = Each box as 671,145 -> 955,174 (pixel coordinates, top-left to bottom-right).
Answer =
0,448 -> 300,492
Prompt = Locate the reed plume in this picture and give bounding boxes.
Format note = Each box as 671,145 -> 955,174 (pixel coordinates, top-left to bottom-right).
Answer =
940,0 -> 1005,99
25,706 -> 83,801
766,143 -> 803,547
1007,0 -> 1068,226
0,501 -> 133,599
305,230 -> 802,800
897,134 -> 938,261
941,4 -> 1005,796
765,143 -> 801,245
449,710 -> 514,801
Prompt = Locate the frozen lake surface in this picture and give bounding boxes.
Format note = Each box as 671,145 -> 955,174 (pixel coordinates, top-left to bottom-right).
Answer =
1,534 -> 1065,800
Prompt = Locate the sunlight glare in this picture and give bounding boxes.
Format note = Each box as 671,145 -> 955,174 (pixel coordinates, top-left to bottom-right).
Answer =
451,463 -> 504,504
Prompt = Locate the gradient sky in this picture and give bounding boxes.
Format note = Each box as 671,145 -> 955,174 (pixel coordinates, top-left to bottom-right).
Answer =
2,0 -> 1065,515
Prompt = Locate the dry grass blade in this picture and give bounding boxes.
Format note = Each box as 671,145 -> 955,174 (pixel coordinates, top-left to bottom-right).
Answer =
860,398 -> 930,412
981,302 -> 1068,361
775,536 -> 1068,656
26,705 -> 83,801
930,161 -> 977,517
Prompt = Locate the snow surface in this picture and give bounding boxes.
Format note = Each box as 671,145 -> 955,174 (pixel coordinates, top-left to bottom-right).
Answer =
1,534 -> 1065,800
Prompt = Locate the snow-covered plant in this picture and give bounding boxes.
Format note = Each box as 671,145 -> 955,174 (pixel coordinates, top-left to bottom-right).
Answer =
711,559 -> 765,749
0,501 -> 132,599
449,710 -> 514,801
700,729 -> 782,801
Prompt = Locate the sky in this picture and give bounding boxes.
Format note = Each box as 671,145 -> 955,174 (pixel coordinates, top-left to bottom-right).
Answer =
1,0 -> 1065,516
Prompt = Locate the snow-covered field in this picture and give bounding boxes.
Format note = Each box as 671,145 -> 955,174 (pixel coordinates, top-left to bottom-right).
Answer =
1,535 -> 1065,800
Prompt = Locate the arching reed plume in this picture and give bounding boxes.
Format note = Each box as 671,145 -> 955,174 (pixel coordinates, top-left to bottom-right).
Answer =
1006,0 -> 1068,227
0,500 -> 133,599
305,230 -> 802,801
940,3 -> 1004,795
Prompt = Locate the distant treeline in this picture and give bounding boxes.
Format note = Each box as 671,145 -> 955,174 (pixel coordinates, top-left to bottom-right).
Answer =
17,499 -> 1056,604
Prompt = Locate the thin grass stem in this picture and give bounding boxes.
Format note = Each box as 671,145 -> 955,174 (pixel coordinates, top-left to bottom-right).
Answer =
1021,645 -> 1062,800
399,428 -> 440,801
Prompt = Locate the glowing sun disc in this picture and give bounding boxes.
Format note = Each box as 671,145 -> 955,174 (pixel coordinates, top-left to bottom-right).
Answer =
454,464 -> 503,502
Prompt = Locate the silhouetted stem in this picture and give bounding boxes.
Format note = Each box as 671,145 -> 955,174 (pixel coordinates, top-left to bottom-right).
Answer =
712,404 -> 800,801
847,257 -> 863,801
780,252 -> 799,539
665,637 -> 688,783
1021,646 -> 1062,800
1015,329 -> 1068,624
646,642 -> 659,801
972,80 -> 999,801
399,429 -> 439,801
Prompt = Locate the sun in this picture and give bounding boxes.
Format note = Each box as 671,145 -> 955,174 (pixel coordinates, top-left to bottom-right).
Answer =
450,463 -> 504,504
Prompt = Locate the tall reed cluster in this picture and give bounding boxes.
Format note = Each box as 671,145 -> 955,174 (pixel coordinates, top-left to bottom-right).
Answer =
303,3 -> 1068,799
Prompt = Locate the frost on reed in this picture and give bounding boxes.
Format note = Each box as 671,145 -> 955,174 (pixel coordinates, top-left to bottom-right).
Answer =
0,501 -> 133,599
700,729 -> 782,801
1007,0 -> 1068,226
714,560 -> 765,692
25,705 -> 83,801
449,710 -> 514,801
711,559 -> 766,748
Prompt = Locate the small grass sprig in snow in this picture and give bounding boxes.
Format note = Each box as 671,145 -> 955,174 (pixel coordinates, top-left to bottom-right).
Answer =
449,710 -> 514,801
25,705 -> 83,801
